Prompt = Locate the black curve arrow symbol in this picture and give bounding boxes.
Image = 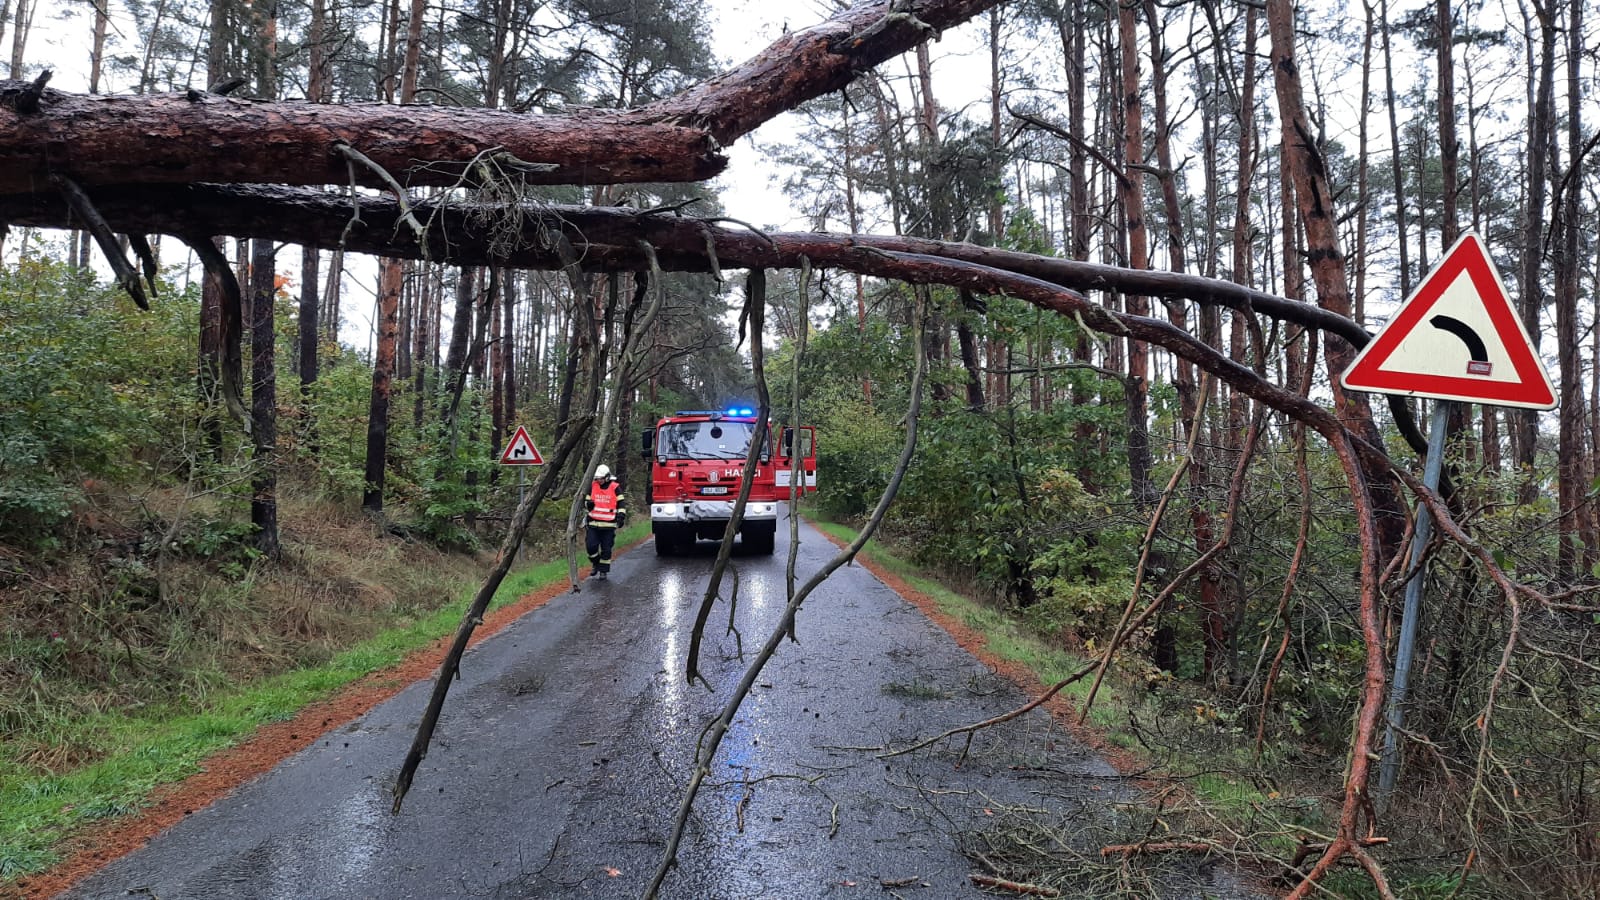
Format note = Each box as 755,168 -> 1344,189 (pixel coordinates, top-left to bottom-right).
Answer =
1429,315 -> 1489,362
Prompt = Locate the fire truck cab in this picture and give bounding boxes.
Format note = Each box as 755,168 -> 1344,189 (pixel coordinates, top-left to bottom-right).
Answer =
640,408 -> 816,556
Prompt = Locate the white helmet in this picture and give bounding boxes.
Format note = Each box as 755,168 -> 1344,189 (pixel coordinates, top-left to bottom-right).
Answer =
595,464 -> 612,480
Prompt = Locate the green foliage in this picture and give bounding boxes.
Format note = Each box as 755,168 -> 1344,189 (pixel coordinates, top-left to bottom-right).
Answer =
0,258 -> 198,544
1027,470 -> 1138,637
413,405 -> 496,549
298,353 -> 398,501
896,406 -> 1135,602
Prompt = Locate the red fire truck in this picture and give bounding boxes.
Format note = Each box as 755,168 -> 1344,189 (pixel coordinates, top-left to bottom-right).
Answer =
640,408 -> 816,555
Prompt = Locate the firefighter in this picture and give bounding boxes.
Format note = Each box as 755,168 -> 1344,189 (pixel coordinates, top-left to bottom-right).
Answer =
584,464 -> 626,579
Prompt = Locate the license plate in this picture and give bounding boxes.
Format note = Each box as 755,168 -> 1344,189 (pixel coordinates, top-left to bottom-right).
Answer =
701,486 -> 729,495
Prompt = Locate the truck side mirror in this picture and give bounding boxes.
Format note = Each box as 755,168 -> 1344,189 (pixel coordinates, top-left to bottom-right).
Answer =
639,428 -> 653,458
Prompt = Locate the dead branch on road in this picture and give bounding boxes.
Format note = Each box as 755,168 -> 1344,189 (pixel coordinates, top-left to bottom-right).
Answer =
968,873 -> 1060,896
686,269 -> 771,688
884,397 -> 1263,764
1098,841 -> 1214,857
784,257 -> 812,642
390,413 -> 592,813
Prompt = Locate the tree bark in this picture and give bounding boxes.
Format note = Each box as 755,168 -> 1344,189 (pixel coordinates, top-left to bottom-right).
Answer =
501,272 -> 517,445
1436,0 -> 1458,246
1381,0 -> 1413,298
411,265 -> 433,433
250,237 -> 281,557
490,264 -> 506,464
0,0 -> 1003,195
8,0 -> 32,79
1354,0 -> 1374,326
912,43 -> 953,407
0,89 -> 706,193
322,249 -> 343,345
1228,4 -> 1259,463
439,266 -> 475,435
88,0 -> 108,94
1265,0 -> 1406,559
199,237 -> 228,461
363,259 -> 402,512
1059,0 -> 1096,460
196,0 -> 231,462
1517,1 -> 1554,504
1117,0 -> 1154,508
1554,0 -> 1594,579
0,185 -> 1386,352
298,245 -> 319,391
1146,0 -> 1221,680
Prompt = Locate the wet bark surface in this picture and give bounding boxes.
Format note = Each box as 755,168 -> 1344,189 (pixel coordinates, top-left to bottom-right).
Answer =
61,516 -> 1239,898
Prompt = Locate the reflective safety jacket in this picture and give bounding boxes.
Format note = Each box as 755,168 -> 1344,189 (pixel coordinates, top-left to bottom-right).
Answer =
586,480 -> 624,527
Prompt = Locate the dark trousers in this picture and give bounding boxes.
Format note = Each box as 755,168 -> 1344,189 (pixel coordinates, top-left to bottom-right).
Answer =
586,525 -> 617,573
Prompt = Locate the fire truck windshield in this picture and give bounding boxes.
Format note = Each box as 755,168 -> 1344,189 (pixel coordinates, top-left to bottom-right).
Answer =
658,421 -> 757,460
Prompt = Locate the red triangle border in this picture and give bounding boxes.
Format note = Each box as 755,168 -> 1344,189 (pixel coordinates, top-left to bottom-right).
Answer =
499,425 -> 545,465
1341,233 -> 1555,409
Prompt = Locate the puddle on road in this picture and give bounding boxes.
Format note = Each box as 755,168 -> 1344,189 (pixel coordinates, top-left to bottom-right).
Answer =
326,789 -> 387,883
194,787 -> 388,900
653,568 -> 690,738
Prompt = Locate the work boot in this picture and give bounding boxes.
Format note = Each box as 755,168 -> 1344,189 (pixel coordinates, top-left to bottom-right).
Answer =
597,571 -> 609,581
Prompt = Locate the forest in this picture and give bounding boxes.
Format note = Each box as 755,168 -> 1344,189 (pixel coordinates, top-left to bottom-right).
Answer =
2,0 -> 1599,896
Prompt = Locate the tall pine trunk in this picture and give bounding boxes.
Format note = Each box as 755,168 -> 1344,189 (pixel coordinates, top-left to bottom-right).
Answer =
1555,0 -> 1594,579
298,0 -> 325,399
1266,0 -> 1406,559
1518,2 -> 1555,504
250,238 -> 280,556
1381,0 -> 1413,298
298,246 -> 319,393
363,261 -> 403,512
1117,0 -> 1154,508
362,0 -> 427,514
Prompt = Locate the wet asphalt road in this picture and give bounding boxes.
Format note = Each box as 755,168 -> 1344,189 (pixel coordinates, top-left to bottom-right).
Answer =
62,513 -> 1229,899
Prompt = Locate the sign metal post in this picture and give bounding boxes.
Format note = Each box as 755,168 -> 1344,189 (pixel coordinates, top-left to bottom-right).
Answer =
1376,400 -> 1451,797
1339,232 -> 1556,800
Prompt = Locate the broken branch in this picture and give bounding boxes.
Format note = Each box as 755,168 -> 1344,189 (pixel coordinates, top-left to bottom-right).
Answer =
51,174 -> 149,310
967,873 -> 1060,897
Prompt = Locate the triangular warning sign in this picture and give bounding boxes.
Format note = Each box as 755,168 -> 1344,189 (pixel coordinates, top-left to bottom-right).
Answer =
1341,232 -> 1556,410
498,425 -> 545,465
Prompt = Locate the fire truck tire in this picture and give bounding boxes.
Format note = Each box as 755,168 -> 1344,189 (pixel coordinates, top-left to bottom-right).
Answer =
654,526 -> 680,556
743,524 -> 776,556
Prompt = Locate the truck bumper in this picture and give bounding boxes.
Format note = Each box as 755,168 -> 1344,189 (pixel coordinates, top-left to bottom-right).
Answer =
651,500 -> 779,524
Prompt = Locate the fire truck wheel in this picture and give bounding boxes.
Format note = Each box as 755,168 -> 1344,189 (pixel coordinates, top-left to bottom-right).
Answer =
744,527 -> 776,556
654,527 -> 679,556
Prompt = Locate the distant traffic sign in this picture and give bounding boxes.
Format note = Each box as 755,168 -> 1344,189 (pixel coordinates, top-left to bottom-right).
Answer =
1341,232 -> 1556,409
499,425 -> 545,465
